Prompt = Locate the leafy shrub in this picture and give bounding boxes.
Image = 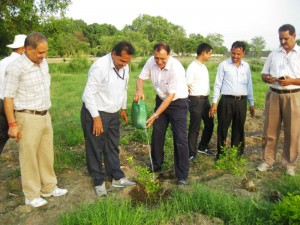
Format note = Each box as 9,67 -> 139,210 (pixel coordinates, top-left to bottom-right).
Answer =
271,192 -> 300,225
127,156 -> 160,194
249,59 -> 264,72
68,56 -> 91,72
138,57 -> 148,69
216,145 -> 246,176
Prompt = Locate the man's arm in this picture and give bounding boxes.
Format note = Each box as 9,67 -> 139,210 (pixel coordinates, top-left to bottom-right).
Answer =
4,97 -> 20,140
134,78 -> 145,104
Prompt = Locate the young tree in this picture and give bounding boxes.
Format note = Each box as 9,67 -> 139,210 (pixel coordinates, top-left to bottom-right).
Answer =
250,36 -> 266,58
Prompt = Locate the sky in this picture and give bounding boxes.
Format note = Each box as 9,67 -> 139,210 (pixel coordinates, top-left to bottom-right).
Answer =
66,0 -> 300,51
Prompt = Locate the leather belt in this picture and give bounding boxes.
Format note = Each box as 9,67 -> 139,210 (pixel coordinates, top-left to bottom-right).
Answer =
222,95 -> 247,100
189,95 -> 208,99
16,109 -> 48,116
270,87 -> 300,94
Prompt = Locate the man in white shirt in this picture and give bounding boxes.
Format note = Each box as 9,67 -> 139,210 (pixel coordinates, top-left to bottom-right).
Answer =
134,42 -> 189,185
81,42 -> 136,197
257,24 -> 300,176
186,43 -> 214,160
0,34 -> 26,154
209,41 -> 255,160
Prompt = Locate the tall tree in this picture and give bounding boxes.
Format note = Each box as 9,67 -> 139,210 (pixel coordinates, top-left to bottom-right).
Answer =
0,0 -> 71,56
250,36 -> 266,58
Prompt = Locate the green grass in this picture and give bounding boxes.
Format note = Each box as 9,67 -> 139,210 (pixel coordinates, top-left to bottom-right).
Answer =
58,183 -> 275,225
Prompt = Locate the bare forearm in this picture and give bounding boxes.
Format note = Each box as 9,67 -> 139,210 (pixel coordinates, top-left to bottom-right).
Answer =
4,98 -> 16,122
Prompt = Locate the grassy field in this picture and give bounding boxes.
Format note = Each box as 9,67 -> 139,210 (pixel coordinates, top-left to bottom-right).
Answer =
47,58 -> 300,225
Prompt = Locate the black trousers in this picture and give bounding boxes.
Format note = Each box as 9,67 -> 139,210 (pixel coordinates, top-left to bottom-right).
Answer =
151,96 -> 189,180
216,96 -> 247,158
81,104 -> 125,186
0,99 -> 9,153
188,96 -> 214,157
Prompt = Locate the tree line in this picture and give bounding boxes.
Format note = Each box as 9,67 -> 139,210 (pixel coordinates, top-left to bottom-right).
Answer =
1,0 -> 299,58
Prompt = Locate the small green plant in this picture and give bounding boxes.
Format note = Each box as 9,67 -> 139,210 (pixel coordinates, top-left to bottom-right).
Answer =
127,156 -> 160,194
216,145 -> 246,176
271,192 -> 300,225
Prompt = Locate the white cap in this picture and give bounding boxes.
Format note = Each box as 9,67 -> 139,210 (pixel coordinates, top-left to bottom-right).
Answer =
6,34 -> 27,49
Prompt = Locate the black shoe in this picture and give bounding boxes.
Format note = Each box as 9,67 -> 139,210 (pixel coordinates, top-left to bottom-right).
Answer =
197,147 -> 214,156
177,179 -> 188,185
148,167 -> 161,173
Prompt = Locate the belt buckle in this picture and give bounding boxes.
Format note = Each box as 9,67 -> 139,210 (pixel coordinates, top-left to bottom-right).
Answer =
235,96 -> 241,100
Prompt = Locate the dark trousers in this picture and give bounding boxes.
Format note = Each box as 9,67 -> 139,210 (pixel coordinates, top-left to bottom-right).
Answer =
216,96 -> 247,158
151,96 -> 189,180
188,96 -> 214,157
81,104 -> 125,186
0,99 -> 9,153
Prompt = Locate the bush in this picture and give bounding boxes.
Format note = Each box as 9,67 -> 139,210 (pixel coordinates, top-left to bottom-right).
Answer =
271,192 -> 300,225
68,56 -> 91,72
249,59 -> 264,72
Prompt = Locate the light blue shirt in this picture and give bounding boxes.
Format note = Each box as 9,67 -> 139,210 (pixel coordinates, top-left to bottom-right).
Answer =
212,58 -> 254,106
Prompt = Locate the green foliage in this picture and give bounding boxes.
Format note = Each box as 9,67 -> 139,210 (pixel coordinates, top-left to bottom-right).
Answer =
216,145 -> 247,176
271,192 -> 300,225
68,56 -> 91,72
249,59 -> 264,72
127,156 -> 160,194
0,0 -> 71,56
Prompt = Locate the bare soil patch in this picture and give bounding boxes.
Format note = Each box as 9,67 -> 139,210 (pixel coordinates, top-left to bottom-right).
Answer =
0,110 -> 291,225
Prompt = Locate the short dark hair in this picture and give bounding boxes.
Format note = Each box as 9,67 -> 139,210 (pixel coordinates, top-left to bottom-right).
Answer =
112,41 -> 135,56
231,41 -> 246,51
197,43 -> 213,56
279,24 -> 296,36
25,32 -> 47,49
153,42 -> 171,54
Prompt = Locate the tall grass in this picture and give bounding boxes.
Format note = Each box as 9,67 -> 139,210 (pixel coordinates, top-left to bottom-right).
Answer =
59,183 -> 275,225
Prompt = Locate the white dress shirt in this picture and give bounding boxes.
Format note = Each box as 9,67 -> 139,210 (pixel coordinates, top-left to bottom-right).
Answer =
186,59 -> 210,96
0,52 -> 21,99
139,56 -> 188,100
82,53 -> 129,117
262,44 -> 300,90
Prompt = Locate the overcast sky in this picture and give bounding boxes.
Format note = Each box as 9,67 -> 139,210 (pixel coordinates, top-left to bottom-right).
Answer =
66,0 -> 300,51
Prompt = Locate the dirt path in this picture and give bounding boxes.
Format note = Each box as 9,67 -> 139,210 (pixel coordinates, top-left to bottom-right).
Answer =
0,110 -> 289,225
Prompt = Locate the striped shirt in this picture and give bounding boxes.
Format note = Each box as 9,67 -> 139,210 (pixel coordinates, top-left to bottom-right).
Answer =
262,44 -> 300,90
4,54 -> 51,111
82,53 -> 129,117
212,58 -> 254,106
139,56 -> 188,100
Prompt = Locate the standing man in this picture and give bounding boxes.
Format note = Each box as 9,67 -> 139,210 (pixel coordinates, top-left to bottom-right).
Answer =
257,24 -> 300,176
186,43 -> 214,160
134,42 -> 189,185
81,42 -> 136,197
0,34 -> 26,154
4,32 -> 68,208
209,41 -> 255,160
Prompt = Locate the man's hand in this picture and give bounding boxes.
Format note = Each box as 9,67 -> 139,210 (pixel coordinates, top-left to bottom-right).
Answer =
133,91 -> 145,104
249,106 -> 255,118
209,103 -> 217,117
262,74 -> 276,84
8,125 -> 21,141
278,76 -> 291,86
93,116 -> 103,136
120,109 -> 128,124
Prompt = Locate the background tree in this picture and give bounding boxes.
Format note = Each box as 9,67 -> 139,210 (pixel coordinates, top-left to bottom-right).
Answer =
206,33 -> 227,54
297,39 -> 300,46
0,0 -> 71,56
249,36 -> 266,58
